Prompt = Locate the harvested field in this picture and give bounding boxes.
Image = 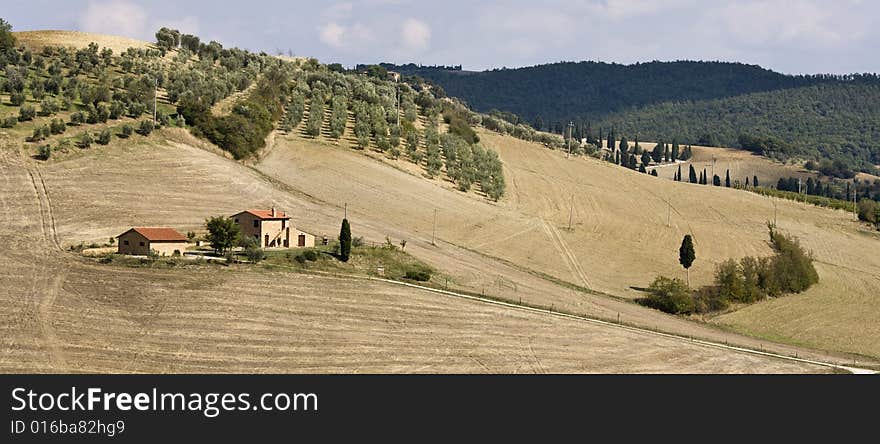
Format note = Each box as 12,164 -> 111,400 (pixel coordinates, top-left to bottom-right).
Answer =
13,30 -> 152,53
0,134 -> 835,373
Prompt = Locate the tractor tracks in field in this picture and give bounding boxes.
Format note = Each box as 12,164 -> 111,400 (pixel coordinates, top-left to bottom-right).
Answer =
541,218 -> 593,290
24,161 -> 70,369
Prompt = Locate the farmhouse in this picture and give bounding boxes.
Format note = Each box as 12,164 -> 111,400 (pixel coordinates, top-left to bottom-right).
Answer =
117,227 -> 188,256
232,208 -> 315,248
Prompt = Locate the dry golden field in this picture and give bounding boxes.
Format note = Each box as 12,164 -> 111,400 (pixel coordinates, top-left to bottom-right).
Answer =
1,30 -> 876,371
13,30 -> 152,53
0,130 -> 840,373
257,127 -> 880,362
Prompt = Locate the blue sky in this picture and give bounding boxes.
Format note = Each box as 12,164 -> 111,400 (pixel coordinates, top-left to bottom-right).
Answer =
4,0 -> 878,74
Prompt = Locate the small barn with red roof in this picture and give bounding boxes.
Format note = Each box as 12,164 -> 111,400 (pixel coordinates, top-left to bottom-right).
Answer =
117,227 -> 189,256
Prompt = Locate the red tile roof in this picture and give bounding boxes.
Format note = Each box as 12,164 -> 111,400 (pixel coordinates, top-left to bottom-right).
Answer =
235,209 -> 290,220
119,227 -> 188,242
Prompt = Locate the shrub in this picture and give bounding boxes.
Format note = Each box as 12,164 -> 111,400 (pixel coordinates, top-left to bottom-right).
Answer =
18,104 -> 36,121
38,144 -> 51,160
642,276 -> 694,314
403,264 -> 432,281
10,91 -> 25,106
119,124 -> 133,138
78,131 -> 93,148
0,116 -> 16,128
96,129 -> 112,145
49,118 -> 66,134
70,112 -> 85,126
136,119 -> 154,136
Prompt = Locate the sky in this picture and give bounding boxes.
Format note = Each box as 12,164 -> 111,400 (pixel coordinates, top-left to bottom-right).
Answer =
4,0 -> 879,74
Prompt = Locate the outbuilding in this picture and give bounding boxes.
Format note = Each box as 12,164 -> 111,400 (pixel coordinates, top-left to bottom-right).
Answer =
117,227 -> 189,256
232,208 -> 315,248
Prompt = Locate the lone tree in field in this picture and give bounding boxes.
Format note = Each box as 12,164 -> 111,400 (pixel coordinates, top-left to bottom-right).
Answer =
339,218 -> 352,262
679,234 -> 696,286
206,216 -> 240,254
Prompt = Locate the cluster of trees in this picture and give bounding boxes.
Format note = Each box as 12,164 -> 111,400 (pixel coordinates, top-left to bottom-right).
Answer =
180,60 -> 289,159
594,82 -> 880,172
383,61 -> 834,123
644,227 -> 819,314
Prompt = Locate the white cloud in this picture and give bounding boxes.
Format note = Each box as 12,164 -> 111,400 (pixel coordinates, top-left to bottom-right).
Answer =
400,18 -> 430,53
78,1 -> 149,38
319,22 -> 346,48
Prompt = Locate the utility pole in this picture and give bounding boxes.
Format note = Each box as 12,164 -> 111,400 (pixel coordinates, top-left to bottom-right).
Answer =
396,77 -> 401,128
566,121 -> 573,158
153,77 -> 158,126
568,195 -> 574,230
432,208 -> 437,246
344,203 -> 348,219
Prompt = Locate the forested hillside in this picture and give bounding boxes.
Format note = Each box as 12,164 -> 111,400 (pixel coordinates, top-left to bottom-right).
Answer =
384,61 -> 834,125
593,82 -> 880,171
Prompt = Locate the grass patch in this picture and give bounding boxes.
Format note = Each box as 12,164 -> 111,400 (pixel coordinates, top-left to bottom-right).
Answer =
263,244 -> 436,282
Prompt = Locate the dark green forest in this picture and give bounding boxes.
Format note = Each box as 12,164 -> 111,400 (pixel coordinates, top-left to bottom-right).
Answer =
384,61 -> 836,123
384,61 -> 880,172
593,82 -> 880,171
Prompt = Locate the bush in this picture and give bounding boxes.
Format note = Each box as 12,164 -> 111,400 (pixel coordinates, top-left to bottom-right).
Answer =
136,119 -> 154,136
403,265 -> 432,282
78,132 -> 93,148
119,124 -> 133,138
18,104 -> 36,121
10,91 -> 25,106
0,116 -> 16,128
96,129 -> 112,145
38,144 -> 51,160
70,112 -> 85,126
642,276 -> 694,314
49,118 -> 66,134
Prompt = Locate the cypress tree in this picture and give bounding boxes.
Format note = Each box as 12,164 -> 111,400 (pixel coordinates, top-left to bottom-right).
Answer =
679,234 -> 696,286
339,218 -> 352,262
672,141 -> 680,160
725,169 -> 731,187
703,169 -> 708,185
651,169 -> 658,177
619,135 -> 629,155
746,176 -> 751,187
689,165 -> 697,183
753,175 -> 759,187
639,164 -> 647,173
713,174 -> 721,186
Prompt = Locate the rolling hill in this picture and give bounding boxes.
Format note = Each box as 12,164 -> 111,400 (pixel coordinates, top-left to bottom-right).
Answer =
2,27 -> 878,373
385,61 -> 880,172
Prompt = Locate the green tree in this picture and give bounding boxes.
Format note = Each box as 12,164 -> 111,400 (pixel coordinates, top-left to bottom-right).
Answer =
725,169 -> 731,187
339,218 -> 352,262
0,18 -> 15,51
679,234 -> 696,285
688,165 -> 697,183
205,216 -> 240,254
644,276 -> 694,314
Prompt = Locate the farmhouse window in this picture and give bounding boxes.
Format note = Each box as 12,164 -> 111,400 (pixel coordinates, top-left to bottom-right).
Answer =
253,220 -> 259,228
123,240 -> 129,245
139,241 -> 145,246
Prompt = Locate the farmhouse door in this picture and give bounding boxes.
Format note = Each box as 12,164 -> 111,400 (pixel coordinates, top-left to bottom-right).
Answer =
298,234 -> 306,247
264,234 -> 269,247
